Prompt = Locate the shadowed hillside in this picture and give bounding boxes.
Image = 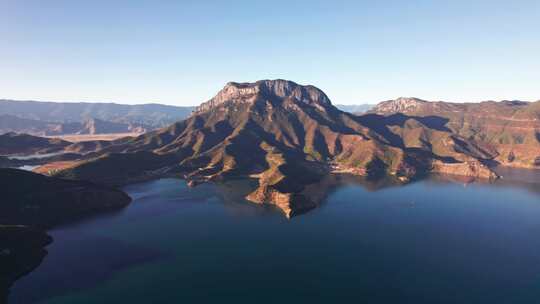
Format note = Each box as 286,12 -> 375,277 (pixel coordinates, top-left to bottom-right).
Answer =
0,168 -> 132,302
0,226 -> 51,303
0,168 -> 131,227
0,133 -> 70,155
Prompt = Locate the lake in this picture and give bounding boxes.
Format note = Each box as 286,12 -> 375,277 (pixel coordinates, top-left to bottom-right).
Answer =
9,170 -> 540,304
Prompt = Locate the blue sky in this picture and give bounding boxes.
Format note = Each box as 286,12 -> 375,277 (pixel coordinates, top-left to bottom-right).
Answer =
1,0 -> 539,106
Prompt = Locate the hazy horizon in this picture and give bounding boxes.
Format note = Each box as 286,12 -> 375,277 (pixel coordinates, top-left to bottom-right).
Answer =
2,1 -> 539,106
1,91 -> 539,108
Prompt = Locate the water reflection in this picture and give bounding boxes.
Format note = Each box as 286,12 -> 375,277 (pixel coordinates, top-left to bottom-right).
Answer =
8,169 -> 540,304
425,168 -> 540,196
212,170 -> 540,218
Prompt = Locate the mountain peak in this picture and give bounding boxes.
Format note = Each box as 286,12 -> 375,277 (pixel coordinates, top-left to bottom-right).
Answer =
394,97 -> 427,103
195,79 -> 332,113
371,97 -> 428,114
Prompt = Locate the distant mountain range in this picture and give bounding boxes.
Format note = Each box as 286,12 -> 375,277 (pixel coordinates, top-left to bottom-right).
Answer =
0,132 -> 70,155
335,104 -> 373,114
0,98 -> 373,136
0,99 -> 196,135
370,97 -> 540,169
0,114 -> 149,136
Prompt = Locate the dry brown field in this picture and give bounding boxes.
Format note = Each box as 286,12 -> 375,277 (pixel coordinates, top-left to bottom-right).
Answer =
46,132 -> 141,143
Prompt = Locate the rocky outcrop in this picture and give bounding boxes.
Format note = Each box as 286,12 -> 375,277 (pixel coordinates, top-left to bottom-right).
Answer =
371,97 -> 428,113
246,184 -> 317,218
431,160 -> 498,180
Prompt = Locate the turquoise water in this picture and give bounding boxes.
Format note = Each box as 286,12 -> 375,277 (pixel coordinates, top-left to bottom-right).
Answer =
9,172 -> 540,303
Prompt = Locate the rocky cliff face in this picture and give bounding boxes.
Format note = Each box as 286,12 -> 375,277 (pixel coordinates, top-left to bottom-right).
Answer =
54,80 -> 498,217
371,97 -> 428,113
194,80 -> 332,114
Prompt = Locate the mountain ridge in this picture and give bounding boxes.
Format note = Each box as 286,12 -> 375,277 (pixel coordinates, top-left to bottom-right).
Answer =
0,99 -> 196,134
0,97 -> 379,135
370,97 -> 540,169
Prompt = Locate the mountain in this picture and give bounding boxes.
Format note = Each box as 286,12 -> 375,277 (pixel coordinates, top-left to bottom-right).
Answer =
53,80 -> 498,217
78,118 -> 146,134
370,97 -> 430,113
0,99 -> 196,133
370,97 -> 540,169
0,115 -> 51,135
0,115 -> 147,136
335,104 -> 374,114
0,132 -> 70,155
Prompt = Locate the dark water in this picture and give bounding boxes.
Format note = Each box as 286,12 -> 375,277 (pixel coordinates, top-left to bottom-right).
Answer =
9,171 -> 540,304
